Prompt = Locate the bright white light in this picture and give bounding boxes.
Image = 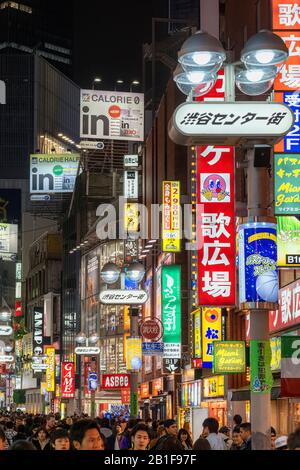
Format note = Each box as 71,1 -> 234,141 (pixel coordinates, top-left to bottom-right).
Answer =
187,71 -> 205,84
245,70 -> 265,82
192,52 -> 212,65
255,50 -> 275,64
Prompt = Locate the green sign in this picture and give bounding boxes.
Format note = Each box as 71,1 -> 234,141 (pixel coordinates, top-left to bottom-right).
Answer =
213,341 -> 246,374
162,265 -> 181,359
130,392 -> 138,418
275,154 -> 300,215
250,340 -> 273,394
277,216 -> 300,267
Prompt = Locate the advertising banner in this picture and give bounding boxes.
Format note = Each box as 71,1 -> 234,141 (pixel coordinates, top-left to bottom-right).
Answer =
274,154 -> 300,215
45,347 -> 55,392
32,307 -> 44,356
238,222 -> 278,306
203,376 -> 225,398
0,223 -> 18,256
80,90 -> 144,142
101,374 -> 130,390
270,337 -> 282,371
193,309 -> 201,359
202,307 -> 222,368
126,338 -> 142,370
61,362 -> 75,398
277,216 -> 300,266
162,181 -> 181,252
124,171 -> 138,199
213,341 -> 246,374
161,265 -> 181,359
197,145 -> 236,306
269,278 -> 300,333
88,371 -> 98,391
124,203 -> 139,233
30,154 -> 80,193
250,341 -> 273,394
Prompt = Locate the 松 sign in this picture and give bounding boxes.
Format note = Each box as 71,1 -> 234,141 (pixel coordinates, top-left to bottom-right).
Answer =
30,154 -> 80,194
202,308 -> 222,368
161,265 -> 181,359
162,181 -> 181,253
269,278 -> 300,333
169,102 -> 294,146
213,341 -> 246,374
197,146 -> 236,306
274,154 -> 300,215
61,362 -> 75,398
80,90 -> 144,142
99,289 -> 148,305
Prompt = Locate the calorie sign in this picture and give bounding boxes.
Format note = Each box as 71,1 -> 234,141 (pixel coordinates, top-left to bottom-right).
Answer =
140,318 -> 163,341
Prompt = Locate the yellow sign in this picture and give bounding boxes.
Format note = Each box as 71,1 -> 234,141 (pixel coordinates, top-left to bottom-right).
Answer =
162,181 -> 181,252
126,338 -> 142,371
202,308 -> 222,367
248,232 -> 277,244
40,382 -> 47,395
124,203 -> 139,232
193,309 -> 201,358
124,307 -> 130,331
203,376 -> 225,398
45,347 -> 55,392
270,337 -> 281,371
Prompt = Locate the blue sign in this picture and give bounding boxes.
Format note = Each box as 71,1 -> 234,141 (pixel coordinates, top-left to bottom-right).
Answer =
125,277 -> 138,290
283,92 -> 300,153
238,222 -> 278,305
88,371 -> 98,391
142,342 -> 164,356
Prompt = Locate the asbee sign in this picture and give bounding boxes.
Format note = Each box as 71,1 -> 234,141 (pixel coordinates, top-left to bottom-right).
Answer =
101,374 -> 130,390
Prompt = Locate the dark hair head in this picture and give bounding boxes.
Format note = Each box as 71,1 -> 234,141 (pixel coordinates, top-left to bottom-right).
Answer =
160,436 -> 184,450
16,424 -> 26,433
6,421 -> 14,429
233,414 -> 243,426
178,428 -> 193,447
203,418 -> 219,434
233,426 -> 241,434
100,418 -> 110,428
193,437 -> 211,450
0,427 -> 5,442
219,426 -> 230,435
271,427 -> 276,436
50,428 -> 70,444
126,419 -> 138,431
69,419 -> 101,445
35,427 -> 49,438
9,440 -> 36,450
46,414 -> 55,421
131,423 -> 151,439
164,419 -> 176,429
287,427 -> 300,450
240,422 -> 251,433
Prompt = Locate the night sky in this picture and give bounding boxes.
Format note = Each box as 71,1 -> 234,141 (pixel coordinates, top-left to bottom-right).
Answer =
73,0 -> 169,90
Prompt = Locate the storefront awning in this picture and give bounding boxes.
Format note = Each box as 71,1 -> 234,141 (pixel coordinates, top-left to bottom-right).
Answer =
231,387 -> 281,401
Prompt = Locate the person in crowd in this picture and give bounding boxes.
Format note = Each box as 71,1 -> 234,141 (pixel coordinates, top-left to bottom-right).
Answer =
112,423 -> 123,450
70,419 -> 106,451
230,426 -> 246,450
131,423 -> 151,450
31,427 -> 51,451
233,415 -> 243,428
219,426 -> 233,449
4,421 -> 17,448
159,436 -> 184,450
151,419 -> 178,450
120,419 -> 137,449
0,427 -> 6,451
202,418 -> 226,450
193,437 -> 211,450
24,417 -> 33,437
50,428 -> 71,451
98,417 -> 114,450
45,415 -> 56,434
240,422 -> 252,450
9,440 -> 36,450
287,427 -> 300,450
149,424 -> 167,449
271,427 -> 277,450
178,428 -> 193,450
13,424 -> 27,442
120,419 -> 127,433
275,435 -> 288,450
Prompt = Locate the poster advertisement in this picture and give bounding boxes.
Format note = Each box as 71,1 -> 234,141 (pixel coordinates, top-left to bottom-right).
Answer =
80,90 -> 144,142
162,181 -> 181,253
213,341 -> 246,374
238,222 -> 278,306
277,216 -> 300,267
250,340 -> 273,394
30,154 -> 80,194
161,265 -> 181,359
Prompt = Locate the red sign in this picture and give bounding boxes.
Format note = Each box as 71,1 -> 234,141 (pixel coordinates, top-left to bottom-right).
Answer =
121,389 -> 130,404
15,301 -> 22,318
61,362 -> 75,398
191,358 -> 203,369
272,0 -> 300,30
269,279 -> 300,333
197,145 -> 236,306
140,318 -> 163,341
101,374 -> 130,390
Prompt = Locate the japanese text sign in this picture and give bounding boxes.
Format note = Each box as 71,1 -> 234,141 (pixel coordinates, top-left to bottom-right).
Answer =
202,307 -> 222,368
203,375 -> 225,398
45,347 -> 55,392
197,145 -> 236,306
275,92 -> 300,152
193,309 -> 201,358
162,181 -> 181,253
273,1 -> 300,31
269,278 -> 300,332
162,265 -> 181,359
61,362 -> 75,398
213,341 -> 246,374
250,340 -> 273,394
99,289 -> 148,305
275,154 -> 300,214
274,32 -> 300,91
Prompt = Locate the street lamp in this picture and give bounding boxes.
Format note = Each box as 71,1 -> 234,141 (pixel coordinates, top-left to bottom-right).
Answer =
92,77 -> 102,90
100,262 -> 121,284
125,262 -> 145,283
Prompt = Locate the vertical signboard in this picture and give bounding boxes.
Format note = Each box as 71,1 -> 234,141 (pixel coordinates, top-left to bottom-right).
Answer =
193,309 -> 201,359
197,146 -> 236,306
201,307 -> 222,368
162,265 -> 181,359
250,340 -> 273,394
277,215 -> 300,266
126,338 -> 142,370
238,222 -> 278,307
162,181 -> 181,252
45,347 -> 55,392
124,171 -> 139,199
32,307 -> 44,356
61,362 -> 75,398
124,203 -> 139,233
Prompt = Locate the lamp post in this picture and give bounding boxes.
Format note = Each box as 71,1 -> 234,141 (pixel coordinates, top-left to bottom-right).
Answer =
172,30 -> 289,450
101,261 -> 145,419
92,77 -> 102,90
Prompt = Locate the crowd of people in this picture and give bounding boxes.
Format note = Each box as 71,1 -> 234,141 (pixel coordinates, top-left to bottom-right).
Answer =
0,411 -> 300,451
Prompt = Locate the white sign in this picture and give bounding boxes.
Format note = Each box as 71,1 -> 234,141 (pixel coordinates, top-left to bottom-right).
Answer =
80,140 -> 105,150
75,347 -> 100,355
99,289 -> 148,305
0,355 -> 14,363
30,154 -> 80,194
169,102 -> 294,146
0,80 -> 6,105
31,363 -> 48,370
30,195 -> 51,202
163,343 -> 181,359
124,155 -> 139,167
124,171 -> 138,199
0,224 -> 18,255
80,90 -> 144,142
0,326 -> 13,336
